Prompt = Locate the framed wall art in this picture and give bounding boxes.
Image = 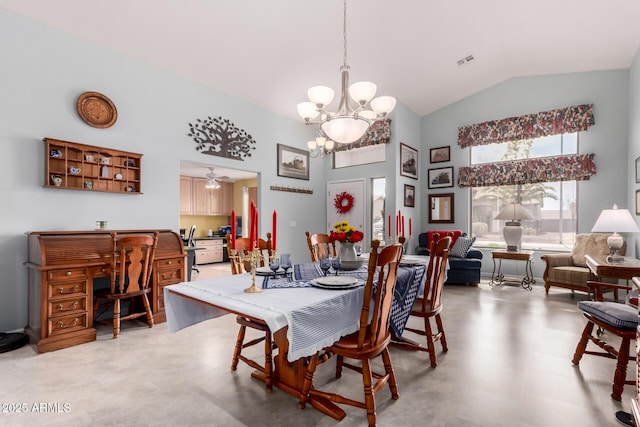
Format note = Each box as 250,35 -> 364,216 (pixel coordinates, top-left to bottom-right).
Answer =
428,166 -> 454,189
404,184 -> 415,207
636,156 -> 640,183
428,193 -> 454,224
636,190 -> 640,215
430,146 -> 450,163
400,143 -> 418,179
277,144 -> 309,180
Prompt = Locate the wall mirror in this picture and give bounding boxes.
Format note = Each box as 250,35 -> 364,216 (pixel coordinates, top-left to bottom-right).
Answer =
428,193 -> 454,224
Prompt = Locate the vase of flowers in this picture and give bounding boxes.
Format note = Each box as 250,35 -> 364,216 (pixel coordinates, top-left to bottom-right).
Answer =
329,221 -> 364,262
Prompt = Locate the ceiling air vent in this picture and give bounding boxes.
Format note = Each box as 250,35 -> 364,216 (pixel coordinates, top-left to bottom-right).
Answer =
457,54 -> 475,67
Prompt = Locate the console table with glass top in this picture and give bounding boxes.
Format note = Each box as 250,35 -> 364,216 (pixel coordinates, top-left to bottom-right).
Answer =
490,250 -> 535,290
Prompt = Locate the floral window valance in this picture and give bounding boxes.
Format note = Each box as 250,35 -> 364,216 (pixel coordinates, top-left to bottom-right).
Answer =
457,104 -> 595,148
333,119 -> 391,152
457,153 -> 596,188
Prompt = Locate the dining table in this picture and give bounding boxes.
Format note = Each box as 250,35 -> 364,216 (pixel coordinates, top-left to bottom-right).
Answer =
164,256 -> 429,420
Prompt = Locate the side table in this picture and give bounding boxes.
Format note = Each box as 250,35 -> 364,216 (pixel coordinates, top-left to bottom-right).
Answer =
490,250 -> 535,291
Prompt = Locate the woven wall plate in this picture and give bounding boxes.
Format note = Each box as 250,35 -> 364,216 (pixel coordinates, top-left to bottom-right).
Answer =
76,91 -> 117,128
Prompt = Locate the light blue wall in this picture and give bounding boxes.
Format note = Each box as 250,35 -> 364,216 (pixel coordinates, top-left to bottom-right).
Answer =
628,49 -> 640,256
420,70 -> 632,278
0,10 -> 324,331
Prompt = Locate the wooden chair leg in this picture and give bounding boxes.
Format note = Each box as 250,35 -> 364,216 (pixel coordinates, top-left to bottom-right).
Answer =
424,317 -> 437,368
612,337 -> 631,401
436,313 -> 447,352
231,325 -> 246,371
381,348 -> 399,400
336,355 -> 344,378
572,321 -> 595,365
113,299 -> 121,338
361,359 -> 377,427
142,294 -> 154,328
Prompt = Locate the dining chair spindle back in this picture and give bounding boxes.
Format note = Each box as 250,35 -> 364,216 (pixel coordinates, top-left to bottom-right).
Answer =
392,233 -> 452,367
305,231 -> 337,262
93,231 -> 159,338
298,240 -> 404,427
225,233 -> 274,391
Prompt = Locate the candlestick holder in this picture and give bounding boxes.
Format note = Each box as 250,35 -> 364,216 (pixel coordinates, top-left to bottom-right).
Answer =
245,247 -> 265,293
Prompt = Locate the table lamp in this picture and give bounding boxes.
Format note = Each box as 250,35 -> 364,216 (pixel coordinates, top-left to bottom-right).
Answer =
495,203 -> 533,252
591,204 -> 640,262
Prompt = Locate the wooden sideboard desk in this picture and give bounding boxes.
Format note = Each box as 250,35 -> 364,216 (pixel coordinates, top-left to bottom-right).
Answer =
25,229 -> 186,353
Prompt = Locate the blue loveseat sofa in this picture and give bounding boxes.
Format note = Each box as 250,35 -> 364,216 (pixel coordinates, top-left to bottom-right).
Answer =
415,230 -> 483,286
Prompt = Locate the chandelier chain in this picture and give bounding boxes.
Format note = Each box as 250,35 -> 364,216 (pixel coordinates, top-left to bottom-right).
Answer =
343,0 -> 348,68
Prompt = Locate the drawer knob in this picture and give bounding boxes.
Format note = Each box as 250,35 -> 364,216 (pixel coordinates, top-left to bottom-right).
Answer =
66,271 -> 72,276
168,261 -> 172,265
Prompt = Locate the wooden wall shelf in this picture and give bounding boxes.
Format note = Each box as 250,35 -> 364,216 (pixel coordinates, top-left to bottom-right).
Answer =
44,138 -> 143,194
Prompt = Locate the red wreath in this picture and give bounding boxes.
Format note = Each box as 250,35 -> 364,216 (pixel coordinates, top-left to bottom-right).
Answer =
334,191 -> 355,214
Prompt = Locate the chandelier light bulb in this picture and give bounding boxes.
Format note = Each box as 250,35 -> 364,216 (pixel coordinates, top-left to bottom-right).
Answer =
349,81 -> 377,105
307,86 -> 335,108
307,140 -> 317,150
297,102 -> 319,121
358,109 -> 377,120
370,96 -> 397,115
325,139 -> 335,151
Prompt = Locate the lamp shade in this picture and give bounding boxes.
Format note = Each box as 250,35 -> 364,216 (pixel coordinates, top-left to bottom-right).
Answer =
494,204 -> 533,222
591,204 -> 640,233
321,117 -> 370,144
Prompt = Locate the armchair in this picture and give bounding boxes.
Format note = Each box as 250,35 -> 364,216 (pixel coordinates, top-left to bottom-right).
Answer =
541,233 -> 625,297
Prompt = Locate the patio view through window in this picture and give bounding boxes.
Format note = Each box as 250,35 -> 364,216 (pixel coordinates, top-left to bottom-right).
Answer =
470,133 -> 578,250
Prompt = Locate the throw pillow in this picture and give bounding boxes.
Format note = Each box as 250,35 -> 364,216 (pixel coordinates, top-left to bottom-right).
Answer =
449,236 -> 475,258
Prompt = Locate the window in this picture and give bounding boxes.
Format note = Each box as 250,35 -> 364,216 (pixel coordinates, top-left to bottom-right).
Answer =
470,133 -> 578,250
371,177 -> 386,242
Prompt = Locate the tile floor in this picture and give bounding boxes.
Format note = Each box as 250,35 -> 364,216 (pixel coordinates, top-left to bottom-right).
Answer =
0,263 -> 634,426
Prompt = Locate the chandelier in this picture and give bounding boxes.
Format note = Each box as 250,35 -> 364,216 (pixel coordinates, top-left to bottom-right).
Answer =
307,130 -> 335,158
297,0 -> 396,146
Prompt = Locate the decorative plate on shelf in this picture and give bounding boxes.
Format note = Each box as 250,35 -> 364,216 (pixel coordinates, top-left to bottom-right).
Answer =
76,91 -> 117,128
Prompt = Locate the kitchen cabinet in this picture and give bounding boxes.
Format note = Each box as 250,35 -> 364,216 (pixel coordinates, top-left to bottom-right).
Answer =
179,176 -> 193,214
195,239 -> 223,264
181,176 -> 233,216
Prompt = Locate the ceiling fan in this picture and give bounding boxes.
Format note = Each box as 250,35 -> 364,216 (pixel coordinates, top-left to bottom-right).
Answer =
205,167 -> 230,189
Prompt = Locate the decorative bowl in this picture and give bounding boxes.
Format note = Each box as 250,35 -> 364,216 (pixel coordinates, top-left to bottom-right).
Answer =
340,259 -> 365,270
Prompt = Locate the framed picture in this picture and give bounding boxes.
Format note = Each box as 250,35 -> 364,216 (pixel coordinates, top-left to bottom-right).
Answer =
399,143 -> 418,179
428,193 -> 454,224
277,144 -> 309,180
636,157 -> 640,183
428,166 -> 454,189
430,146 -> 450,163
636,190 -> 640,215
403,184 -> 415,207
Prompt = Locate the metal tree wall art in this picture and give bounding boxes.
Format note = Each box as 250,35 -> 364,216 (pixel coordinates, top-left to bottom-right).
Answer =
188,116 -> 256,160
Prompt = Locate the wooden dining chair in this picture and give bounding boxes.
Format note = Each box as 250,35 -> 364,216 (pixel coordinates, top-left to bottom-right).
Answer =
298,240 -> 404,427
305,230 -> 337,262
93,232 -> 159,338
226,233 -> 274,391
572,280 -> 637,401
392,233 -> 452,368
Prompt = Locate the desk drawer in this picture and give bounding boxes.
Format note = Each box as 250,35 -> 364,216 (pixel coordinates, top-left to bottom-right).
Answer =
47,313 -> 89,336
49,297 -> 87,317
157,267 -> 182,285
90,265 -> 111,278
48,280 -> 88,299
156,258 -> 183,269
47,268 -> 88,282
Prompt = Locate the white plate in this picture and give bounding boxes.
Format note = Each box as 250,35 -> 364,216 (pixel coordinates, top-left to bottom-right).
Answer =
310,281 -> 363,290
255,266 -> 285,275
313,276 -> 359,286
